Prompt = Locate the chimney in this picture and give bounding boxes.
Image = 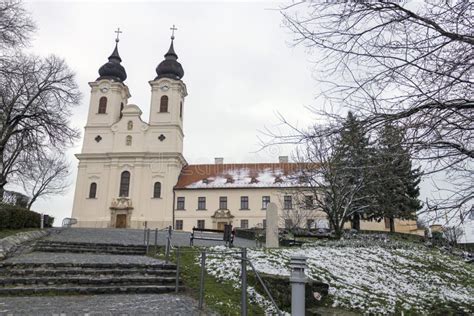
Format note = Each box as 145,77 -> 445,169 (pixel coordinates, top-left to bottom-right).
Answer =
215,157 -> 224,164
279,156 -> 289,163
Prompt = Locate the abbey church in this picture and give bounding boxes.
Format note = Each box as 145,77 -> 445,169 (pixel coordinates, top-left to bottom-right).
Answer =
71,33 -> 418,234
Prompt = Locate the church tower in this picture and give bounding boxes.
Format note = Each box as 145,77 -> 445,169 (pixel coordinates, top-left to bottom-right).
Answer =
71,29 -> 187,230
148,27 -> 187,154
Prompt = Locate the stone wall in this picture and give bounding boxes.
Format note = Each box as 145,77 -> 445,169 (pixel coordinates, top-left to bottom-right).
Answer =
0,230 -> 50,260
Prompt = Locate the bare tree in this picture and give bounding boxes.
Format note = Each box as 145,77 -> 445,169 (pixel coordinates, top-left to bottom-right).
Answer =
288,127 -> 376,238
0,54 -> 81,199
19,154 -> 70,209
279,194 -> 319,231
443,226 -> 463,247
0,0 -> 35,50
281,1 -> 473,219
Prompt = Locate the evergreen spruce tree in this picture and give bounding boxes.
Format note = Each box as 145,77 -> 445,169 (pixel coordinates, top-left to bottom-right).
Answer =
375,124 -> 422,232
333,112 -> 377,230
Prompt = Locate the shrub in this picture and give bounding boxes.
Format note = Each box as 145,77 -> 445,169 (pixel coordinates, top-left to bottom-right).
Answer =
0,203 -> 54,229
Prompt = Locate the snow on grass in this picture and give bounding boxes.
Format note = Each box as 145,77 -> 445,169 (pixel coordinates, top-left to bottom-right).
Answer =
202,242 -> 474,314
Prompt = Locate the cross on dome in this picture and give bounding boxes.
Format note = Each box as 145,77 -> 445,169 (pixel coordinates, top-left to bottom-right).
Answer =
170,25 -> 177,40
115,27 -> 122,43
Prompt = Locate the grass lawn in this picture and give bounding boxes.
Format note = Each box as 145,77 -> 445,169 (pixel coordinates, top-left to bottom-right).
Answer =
152,247 -> 265,316
0,228 -> 40,239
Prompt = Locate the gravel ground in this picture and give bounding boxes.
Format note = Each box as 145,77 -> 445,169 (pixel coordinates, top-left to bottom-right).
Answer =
45,228 -> 256,248
0,294 -> 217,315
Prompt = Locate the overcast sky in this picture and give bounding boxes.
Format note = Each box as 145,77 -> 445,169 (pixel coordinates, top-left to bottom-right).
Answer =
16,1 -> 438,225
18,1 -> 320,223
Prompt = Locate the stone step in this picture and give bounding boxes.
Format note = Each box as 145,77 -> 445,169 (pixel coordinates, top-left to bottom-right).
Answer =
0,285 -> 181,296
0,262 -> 176,270
32,246 -> 146,255
35,240 -> 146,248
0,268 -> 176,277
0,276 -> 178,287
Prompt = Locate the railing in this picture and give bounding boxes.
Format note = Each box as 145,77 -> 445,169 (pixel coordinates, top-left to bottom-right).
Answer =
61,218 -> 77,228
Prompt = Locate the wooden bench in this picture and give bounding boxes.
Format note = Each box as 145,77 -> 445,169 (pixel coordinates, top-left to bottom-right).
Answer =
190,225 -> 233,247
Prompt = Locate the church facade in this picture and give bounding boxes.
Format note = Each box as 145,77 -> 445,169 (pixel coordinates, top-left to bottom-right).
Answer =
71,34 -> 419,235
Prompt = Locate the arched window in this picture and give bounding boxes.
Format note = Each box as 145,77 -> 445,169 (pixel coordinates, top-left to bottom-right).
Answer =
126,135 -> 132,146
153,182 -> 161,198
119,102 -> 124,119
127,121 -> 133,130
160,95 -> 168,112
119,171 -> 130,197
98,97 -> 107,114
89,182 -> 97,198
180,101 -> 183,118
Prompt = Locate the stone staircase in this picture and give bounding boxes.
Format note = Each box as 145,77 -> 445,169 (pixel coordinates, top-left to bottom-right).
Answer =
33,240 -> 147,255
0,261 -> 180,295
0,234 -> 182,296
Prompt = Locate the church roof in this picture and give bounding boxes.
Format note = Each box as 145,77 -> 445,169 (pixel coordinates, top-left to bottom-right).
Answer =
97,41 -> 127,82
155,39 -> 184,80
175,163 -> 311,189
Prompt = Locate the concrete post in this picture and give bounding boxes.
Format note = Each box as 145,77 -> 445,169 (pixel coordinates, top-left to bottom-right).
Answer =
40,213 -> 44,229
290,256 -> 307,316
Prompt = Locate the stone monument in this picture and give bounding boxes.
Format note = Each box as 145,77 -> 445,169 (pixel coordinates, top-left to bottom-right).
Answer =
266,202 -> 279,248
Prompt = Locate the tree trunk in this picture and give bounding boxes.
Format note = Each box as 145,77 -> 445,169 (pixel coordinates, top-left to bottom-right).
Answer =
389,217 -> 395,233
352,213 -> 361,231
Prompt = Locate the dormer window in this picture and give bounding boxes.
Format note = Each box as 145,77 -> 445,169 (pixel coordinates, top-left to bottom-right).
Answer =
250,177 -> 259,184
202,178 -> 209,184
160,95 -> 168,112
274,177 -> 283,184
226,177 -> 234,184
98,97 -> 107,114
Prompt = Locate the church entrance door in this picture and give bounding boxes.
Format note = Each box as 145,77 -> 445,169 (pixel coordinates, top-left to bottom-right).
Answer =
217,222 -> 227,231
116,214 -> 127,228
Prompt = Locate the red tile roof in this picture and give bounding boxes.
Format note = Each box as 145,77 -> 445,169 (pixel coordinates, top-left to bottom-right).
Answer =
175,163 -> 306,189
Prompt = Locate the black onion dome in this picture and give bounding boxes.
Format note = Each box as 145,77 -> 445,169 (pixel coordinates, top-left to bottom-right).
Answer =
97,43 -> 127,82
155,40 -> 184,80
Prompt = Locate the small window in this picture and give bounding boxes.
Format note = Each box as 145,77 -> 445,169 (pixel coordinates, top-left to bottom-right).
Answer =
127,121 -> 133,130
126,135 -> 132,146
262,196 -> 270,210
180,101 -> 183,118
119,171 -> 130,197
177,197 -> 185,210
119,102 -> 124,119
240,196 -> 249,210
262,219 -> 267,229
98,97 -> 107,114
153,182 -> 161,198
197,220 -> 205,229
198,197 -> 206,210
285,219 -> 293,229
160,95 -> 168,112
219,196 -> 227,210
175,220 -> 183,230
305,196 -> 313,209
89,182 -> 97,198
284,195 -> 292,210
241,219 -> 249,229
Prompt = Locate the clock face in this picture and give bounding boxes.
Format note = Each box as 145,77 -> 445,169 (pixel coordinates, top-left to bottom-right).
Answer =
100,83 -> 110,93
160,85 -> 169,92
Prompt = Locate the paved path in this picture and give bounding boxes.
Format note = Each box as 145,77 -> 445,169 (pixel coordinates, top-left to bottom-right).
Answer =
0,294 -> 216,315
46,228 -> 256,248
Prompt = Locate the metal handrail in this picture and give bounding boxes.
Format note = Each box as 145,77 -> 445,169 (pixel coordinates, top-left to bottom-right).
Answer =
247,259 -> 283,316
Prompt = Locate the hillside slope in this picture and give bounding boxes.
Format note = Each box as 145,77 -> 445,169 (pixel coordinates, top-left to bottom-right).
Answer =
205,238 -> 474,314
